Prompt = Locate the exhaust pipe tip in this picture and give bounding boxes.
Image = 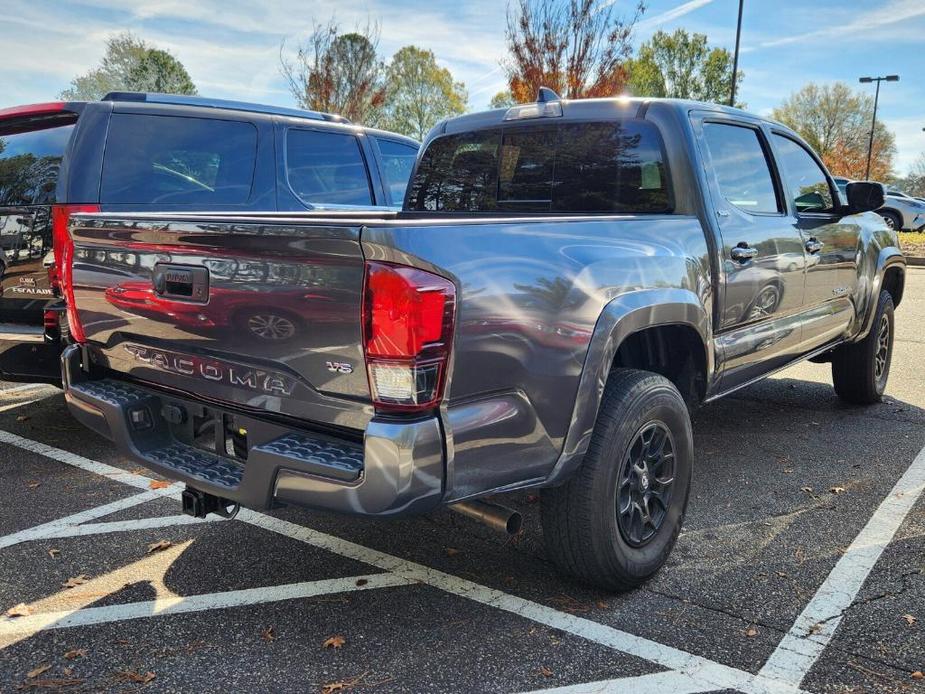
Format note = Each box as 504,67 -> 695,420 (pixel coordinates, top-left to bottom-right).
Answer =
450,499 -> 523,535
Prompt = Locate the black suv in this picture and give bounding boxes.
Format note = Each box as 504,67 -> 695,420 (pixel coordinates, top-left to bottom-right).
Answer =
0,92 -> 418,384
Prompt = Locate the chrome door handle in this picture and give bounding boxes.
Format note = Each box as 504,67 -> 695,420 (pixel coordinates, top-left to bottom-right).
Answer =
731,245 -> 759,262
805,238 -> 824,254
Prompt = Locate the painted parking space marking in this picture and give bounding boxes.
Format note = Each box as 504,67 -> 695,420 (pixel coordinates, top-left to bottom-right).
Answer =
0,486 -> 181,550
1,431 -> 805,694
36,513 -> 217,539
517,669 -> 718,694
0,572 -> 409,638
758,442 -> 925,688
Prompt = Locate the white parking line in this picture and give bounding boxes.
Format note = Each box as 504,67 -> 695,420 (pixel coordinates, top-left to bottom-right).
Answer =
0,429 -> 156,490
758,441 -> 925,688
240,512 -> 804,694
1,431 -> 799,694
38,514 -> 217,539
517,670 -> 716,694
0,486 -> 181,550
0,384 -> 55,395
0,572 -> 409,637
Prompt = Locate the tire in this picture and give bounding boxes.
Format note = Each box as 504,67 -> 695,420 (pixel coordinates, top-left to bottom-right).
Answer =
878,210 -> 902,231
831,290 -> 894,405
541,369 -> 693,591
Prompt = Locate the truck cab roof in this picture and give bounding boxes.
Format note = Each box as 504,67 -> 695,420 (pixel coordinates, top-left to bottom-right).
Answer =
430,94 -> 788,141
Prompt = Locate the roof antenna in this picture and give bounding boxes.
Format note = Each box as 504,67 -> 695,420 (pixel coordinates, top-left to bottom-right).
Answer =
537,87 -> 561,103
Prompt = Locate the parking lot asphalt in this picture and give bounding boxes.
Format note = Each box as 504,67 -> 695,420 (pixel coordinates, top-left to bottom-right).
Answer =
1,269 -> 924,693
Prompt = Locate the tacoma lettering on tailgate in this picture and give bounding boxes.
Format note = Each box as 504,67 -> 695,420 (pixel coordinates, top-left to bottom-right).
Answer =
123,344 -> 295,396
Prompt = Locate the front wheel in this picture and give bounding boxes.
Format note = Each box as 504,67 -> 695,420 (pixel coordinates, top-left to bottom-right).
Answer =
831,290 -> 895,404
541,369 -> 693,591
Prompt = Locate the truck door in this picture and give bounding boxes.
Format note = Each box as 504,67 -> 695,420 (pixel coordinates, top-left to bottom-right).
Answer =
694,116 -> 807,390
768,131 -> 858,349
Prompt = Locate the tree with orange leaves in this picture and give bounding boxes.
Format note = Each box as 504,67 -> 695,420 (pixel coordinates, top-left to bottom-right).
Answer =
771,82 -> 896,182
503,0 -> 645,104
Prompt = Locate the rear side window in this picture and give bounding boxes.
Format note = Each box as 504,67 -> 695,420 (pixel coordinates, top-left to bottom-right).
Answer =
286,129 -> 372,206
374,138 -> 418,205
702,123 -> 779,214
406,130 -> 500,212
772,134 -> 835,213
100,114 -> 257,205
0,116 -> 76,206
406,120 -> 670,213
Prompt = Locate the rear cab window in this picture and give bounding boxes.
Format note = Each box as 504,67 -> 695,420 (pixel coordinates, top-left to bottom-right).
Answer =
285,129 -> 373,207
100,114 -> 258,205
405,119 -> 671,214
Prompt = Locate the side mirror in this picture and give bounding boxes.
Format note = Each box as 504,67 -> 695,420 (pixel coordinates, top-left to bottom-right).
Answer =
844,181 -> 885,214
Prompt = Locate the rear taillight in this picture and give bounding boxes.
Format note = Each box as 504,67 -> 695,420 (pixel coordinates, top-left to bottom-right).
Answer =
362,262 -> 455,412
52,203 -> 99,343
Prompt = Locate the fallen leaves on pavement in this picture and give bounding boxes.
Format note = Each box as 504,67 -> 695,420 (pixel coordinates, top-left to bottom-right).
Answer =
63,650 -> 87,661
47,549 -> 60,558
354,579 -> 368,587
148,480 -> 170,490
444,547 -> 460,557
146,540 -> 172,554
744,625 -> 759,638
322,635 -> 346,649
830,486 -> 846,495
61,575 -> 89,589
115,670 -> 155,684
539,666 -> 553,678
319,672 -> 393,694
260,626 -> 276,642
912,671 -> 924,680
26,481 -> 40,489
902,614 -> 917,626
5,603 -> 32,618
27,664 -> 51,679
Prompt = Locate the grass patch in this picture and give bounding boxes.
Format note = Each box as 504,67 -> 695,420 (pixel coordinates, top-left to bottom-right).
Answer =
899,232 -> 925,257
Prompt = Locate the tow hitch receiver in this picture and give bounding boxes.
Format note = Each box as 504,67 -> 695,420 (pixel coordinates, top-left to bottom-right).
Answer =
181,487 -> 240,519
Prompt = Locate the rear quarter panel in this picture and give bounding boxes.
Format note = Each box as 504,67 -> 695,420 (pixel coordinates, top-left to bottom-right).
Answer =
362,215 -> 711,498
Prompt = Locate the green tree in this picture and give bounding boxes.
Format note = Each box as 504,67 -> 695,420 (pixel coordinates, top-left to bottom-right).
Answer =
381,46 -> 467,140
626,29 -> 741,105
488,90 -> 516,109
281,20 -> 387,125
900,153 -> 925,197
59,32 -> 196,100
771,82 -> 896,181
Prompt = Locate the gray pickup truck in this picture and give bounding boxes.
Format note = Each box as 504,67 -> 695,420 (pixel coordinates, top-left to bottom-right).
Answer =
60,93 -> 905,590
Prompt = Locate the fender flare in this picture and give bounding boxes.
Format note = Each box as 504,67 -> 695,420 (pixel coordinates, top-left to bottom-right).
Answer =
543,288 -> 712,486
853,247 -> 905,343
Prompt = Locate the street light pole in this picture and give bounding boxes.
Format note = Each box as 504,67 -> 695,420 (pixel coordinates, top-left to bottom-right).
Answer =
730,0 -> 744,107
859,74 -> 899,181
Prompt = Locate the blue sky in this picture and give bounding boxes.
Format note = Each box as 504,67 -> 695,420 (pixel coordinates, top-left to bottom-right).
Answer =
2,0 -> 923,173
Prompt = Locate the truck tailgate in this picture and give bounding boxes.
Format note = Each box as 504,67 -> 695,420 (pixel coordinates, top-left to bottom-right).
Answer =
67,213 -> 374,431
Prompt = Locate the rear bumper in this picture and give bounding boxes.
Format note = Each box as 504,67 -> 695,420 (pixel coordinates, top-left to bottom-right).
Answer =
61,345 -> 444,517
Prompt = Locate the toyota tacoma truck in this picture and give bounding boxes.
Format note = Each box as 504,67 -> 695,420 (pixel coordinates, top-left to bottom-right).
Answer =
60,93 -> 905,590
0,92 -> 417,383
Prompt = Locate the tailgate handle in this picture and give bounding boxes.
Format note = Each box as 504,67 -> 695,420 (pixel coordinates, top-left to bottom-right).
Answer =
153,264 -> 209,302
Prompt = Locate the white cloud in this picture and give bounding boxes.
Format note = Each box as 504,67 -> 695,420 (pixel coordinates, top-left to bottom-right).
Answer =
756,0 -> 925,49
636,0 -> 716,30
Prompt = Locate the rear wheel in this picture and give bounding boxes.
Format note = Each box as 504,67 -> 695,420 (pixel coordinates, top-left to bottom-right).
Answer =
541,369 -> 693,591
831,290 -> 894,404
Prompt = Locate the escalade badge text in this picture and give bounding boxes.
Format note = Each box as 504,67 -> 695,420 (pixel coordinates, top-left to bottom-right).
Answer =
123,344 -> 295,396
